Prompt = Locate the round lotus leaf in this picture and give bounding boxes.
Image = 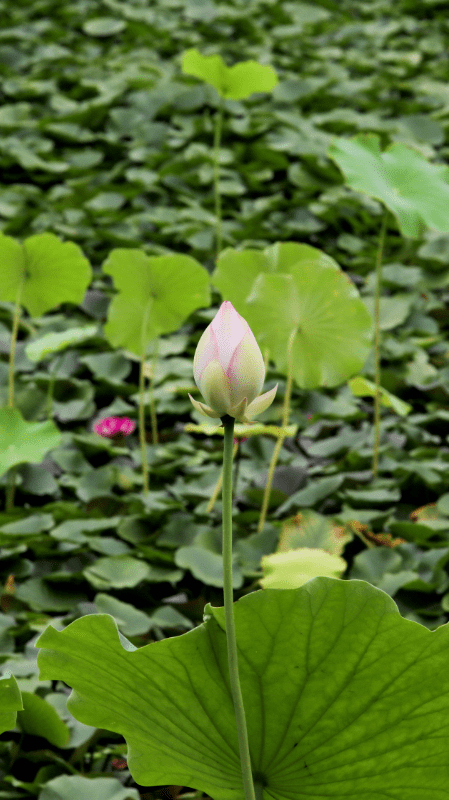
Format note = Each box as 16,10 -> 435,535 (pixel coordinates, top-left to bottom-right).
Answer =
36,577 -> 449,800
329,133 -> 449,238
102,249 -> 210,357
0,232 -> 92,317
213,242 -> 373,388
181,48 -> 278,100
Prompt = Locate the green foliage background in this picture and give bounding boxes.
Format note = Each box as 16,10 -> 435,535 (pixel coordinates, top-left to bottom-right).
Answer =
1,0 -> 449,798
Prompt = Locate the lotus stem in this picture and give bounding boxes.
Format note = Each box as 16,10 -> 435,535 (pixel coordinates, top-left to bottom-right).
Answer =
149,337 -> 159,445
5,274 -> 25,512
213,98 -> 224,256
222,414 -> 256,800
138,355 -> 150,495
257,328 -> 296,532
205,441 -> 239,514
372,211 -> 387,478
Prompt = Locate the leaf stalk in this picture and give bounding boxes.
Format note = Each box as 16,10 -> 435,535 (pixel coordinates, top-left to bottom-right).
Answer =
372,211 -> 387,478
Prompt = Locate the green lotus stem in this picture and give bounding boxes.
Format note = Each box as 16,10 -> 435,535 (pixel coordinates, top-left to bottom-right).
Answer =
205,441 -> 238,513
46,368 -> 56,419
138,355 -> 150,495
5,478 -> 17,515
222,415 -> 256,800
138,320 -> 160,493
46,354 -> 62,419
139,313 -> 152,495
372,211 -> 387,479
257,327 -> 296,533
213,98 -> 224,256
149,337 -> 159,445
5,275 -> 25,512
8,286 -> 23,409
254,780 -> 264,800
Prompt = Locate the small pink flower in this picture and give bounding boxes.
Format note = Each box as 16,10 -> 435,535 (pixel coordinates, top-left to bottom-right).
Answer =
93,416 -> 135,438
111,757 -> 127,770
234,437 -> 248,444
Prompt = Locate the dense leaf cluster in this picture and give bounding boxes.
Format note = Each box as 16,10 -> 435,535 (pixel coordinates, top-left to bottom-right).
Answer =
1,0 -> 449,798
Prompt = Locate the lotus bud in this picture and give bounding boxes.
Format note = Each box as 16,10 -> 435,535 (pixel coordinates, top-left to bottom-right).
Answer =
189,301 -> 277,424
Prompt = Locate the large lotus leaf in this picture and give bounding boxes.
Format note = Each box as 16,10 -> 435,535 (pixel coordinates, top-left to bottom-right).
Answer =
213,248 -> 268,310
0,407 -> 62,478
102,250 -> 210,357
212,242 -> 373,388
328,133 -> 449,238
0,232 -> 92,317
0,672 -> 22,734
213,242 -> 337,309
247,268 -> 372,388
36,577 -> 449,800
181,48 -> 278,100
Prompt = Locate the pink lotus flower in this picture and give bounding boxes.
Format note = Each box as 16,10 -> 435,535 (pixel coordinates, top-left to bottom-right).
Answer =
93,416 -> 135,438
189,301 -> 277,424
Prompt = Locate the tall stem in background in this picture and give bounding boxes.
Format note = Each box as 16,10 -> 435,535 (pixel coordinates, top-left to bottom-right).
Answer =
213,98 -> 224,257
372,212 -> 387,479
257,328 -> 296,533
139,314 -> 152,495
5,274 -> 25,512
148,337 -> 159,445
138,356 -> 150,496
222,415 -> 255,800
46,353 -> 64,420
